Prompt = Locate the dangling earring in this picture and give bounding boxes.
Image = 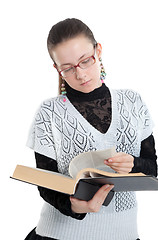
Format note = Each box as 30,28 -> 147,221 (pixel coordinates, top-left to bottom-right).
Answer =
99,58 -> 106,83
61,78 -> 67,102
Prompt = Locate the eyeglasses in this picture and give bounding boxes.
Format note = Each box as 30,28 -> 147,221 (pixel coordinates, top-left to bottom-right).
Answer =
58,53 -> 96,78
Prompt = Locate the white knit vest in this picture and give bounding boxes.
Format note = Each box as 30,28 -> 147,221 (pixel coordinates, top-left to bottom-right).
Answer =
27,89 -> 153,240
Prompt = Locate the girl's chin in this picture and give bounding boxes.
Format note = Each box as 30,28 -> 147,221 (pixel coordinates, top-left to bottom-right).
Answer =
69,80 -> 102,93
79,80 -> 102,93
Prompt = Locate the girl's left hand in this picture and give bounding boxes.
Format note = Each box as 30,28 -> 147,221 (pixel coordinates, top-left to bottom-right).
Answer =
104,152 -> 134,174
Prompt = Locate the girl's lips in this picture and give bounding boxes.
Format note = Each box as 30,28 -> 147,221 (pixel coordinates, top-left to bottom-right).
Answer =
81,80 -> 91,86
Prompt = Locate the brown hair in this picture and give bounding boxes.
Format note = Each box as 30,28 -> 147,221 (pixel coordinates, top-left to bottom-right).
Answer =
47,18 -> 97,94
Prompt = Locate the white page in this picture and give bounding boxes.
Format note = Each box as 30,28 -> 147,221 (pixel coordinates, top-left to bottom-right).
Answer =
69,147 -> 116,178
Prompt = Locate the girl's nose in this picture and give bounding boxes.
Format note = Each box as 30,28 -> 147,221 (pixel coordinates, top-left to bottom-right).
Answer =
75,67 -> 86,80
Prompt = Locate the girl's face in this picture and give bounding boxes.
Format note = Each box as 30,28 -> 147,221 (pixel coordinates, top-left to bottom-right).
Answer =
51,35 -> 102,93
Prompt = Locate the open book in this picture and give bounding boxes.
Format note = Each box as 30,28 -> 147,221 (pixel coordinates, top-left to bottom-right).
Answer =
11,147 -> 158,205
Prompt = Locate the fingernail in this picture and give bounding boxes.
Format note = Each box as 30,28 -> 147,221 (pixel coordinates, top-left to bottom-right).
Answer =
104,185 -> 114,191
108,159 -> 113,162
104,184 -> 110,189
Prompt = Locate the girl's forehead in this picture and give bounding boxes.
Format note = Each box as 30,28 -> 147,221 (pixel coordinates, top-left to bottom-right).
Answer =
51,36 -> 93,66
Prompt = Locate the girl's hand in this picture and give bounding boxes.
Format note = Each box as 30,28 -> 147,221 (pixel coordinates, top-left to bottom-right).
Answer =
104,152 -> 134,174
70,184 -> 114,214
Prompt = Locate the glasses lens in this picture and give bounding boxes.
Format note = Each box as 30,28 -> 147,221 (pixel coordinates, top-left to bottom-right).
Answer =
79,56 -> 95,69
61,67 -> 75,77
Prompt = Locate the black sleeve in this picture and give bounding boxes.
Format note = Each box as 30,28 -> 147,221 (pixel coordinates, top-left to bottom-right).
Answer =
35,152 -> 86,220
131,134 -> 157,177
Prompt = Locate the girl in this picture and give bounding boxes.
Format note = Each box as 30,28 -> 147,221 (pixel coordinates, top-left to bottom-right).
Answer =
25,18 -> 157,240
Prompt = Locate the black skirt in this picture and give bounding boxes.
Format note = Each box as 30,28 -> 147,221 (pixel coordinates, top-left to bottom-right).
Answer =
25,228 -> 57,240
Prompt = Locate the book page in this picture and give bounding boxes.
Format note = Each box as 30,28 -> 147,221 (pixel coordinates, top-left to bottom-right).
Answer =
69,147 -> 116,178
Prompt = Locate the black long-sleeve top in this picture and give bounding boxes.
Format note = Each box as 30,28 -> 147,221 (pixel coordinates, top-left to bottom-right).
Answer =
35,84 -> 157,220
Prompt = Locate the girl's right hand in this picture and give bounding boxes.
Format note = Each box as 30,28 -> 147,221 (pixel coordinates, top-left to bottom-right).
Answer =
70,184 -> 114,214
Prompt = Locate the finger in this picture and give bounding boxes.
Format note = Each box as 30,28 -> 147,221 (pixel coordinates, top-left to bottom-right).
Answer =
105,156 -> 131,164
91,184 -> 114,204
109,166 -> 132,174
70,185 -> 113,204
70,196 -> 77,202
70,196 -> 86,204
106,152 -> 126,160
105,161 -> 133,168
88,185 -> 114,212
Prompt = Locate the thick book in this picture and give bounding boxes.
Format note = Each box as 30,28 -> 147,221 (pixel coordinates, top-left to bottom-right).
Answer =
11,147 -> 158,206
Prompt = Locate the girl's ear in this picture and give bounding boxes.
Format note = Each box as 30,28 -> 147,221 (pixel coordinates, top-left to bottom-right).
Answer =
96,43 -> 102,59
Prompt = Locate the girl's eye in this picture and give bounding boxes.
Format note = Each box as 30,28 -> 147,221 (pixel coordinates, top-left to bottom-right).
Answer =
64,67 -> 73,73
81,58 -> 90,64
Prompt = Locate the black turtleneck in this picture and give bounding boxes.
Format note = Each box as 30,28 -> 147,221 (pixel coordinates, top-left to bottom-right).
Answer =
66,83 -> 111,134
65,82 -> 109,102
34,83 -> 157,220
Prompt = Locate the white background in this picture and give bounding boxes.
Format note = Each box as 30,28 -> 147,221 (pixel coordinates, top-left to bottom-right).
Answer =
1,0 -> 158,239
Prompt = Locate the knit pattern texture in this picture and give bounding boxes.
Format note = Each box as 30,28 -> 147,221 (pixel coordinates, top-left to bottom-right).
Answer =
27,89 -> 153,240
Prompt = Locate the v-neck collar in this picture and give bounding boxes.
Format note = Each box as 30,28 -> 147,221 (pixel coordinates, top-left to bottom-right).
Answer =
65,88 -> 118,139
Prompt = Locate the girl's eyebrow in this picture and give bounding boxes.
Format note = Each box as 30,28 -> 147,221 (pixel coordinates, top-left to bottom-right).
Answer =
78,53 -> 87,61
60,51 -> 90,67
